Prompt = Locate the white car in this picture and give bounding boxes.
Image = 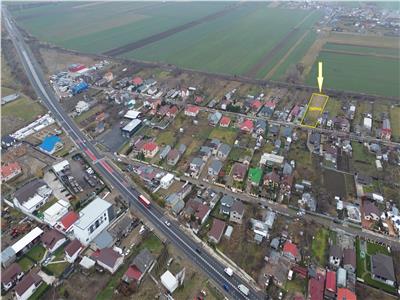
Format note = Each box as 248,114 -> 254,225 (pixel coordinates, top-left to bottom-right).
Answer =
164,220 -> 171,227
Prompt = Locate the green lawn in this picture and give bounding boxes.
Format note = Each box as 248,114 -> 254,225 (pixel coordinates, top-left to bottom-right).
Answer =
46,261 -> 69,276
352,142 -> 375,164
138,233 -> 164,256
18,256 -> 34,272
306,51 -> 399,98
1,96 -> 46,122
366,241 -> 390,256
208,127 -> 238,145
390,106 -> 400,140
29,283 -> 49,300
311,228 -> 329,266
323,43 -> 400,57
26,245 -> 46,262
9,2 -> 230,53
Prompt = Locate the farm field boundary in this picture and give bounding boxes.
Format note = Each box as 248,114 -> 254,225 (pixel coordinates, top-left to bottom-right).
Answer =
321,49 -> 398,59
102,4 -> 239,56
301,93 -> 329,128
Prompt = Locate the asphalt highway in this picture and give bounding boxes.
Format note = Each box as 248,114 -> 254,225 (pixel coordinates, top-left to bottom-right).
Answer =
3,10 -> 263,300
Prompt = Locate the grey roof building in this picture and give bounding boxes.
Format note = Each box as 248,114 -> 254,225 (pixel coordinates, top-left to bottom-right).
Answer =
217,144 -> 231,159
371,253 -> 396,284
92,230 -> 114,249
159,145 -> 171,159
131,248 -> 155,274
220,195 -> 234,215
208,159 -> 223,177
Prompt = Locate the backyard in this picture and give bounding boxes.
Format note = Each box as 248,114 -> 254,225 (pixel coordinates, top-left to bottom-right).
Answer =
311,228 -> 328,266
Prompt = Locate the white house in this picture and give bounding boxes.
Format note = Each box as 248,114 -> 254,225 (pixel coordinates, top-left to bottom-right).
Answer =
73,197 -> 114,245
43,199 -> 70,226
13,179 -> 52,214
96,248 -> 123,274
64,239 -> 83,263
160,173 -> 174,189
160,270 -> 179,293
15,272 -> 42,300
75,101 -> 89,114
41,229 -> 66,253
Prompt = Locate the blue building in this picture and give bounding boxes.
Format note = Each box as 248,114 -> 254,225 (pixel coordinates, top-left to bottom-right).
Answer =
39,135 -> 63,154
71,81 -> 88,95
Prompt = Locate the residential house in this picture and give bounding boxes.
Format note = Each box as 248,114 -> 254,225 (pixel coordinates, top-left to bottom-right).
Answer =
208,219 -> 226,244
371,253 -> 396,286
283,241 -> 300,261
208,111 -> 222,126
141,142 -> 159,158
184,105 -> 200,117
240,119 -> 254,133
15,271 -> 42,300
160,173 -> 174,189
159,145 -> 171,160
325,270 -> 337,295
96,248 -> 124,274
1,162 -> 22,183
208,159 -> 223,179
41,229 -> 66,253
308,272 -> 325,300
260,153 -> 284,167
64,239 -> 83,263
343,248 -> 356,273
123,248 -> 155,285
334,117 -> 350,132
189,157 -> 204,177
231,163 -> 247,182
337,288 -> 356,300
167,149 -> 180,166
73,197 -> 114,245
381,118 -> 391,140
219,116 -> 231,127
329,245 -> 342,268
199,146 -> 212,161
220,195 -> 234,215
131,76 -> 143,86
195,203 -> 211,225
166,106 -> 178,118
217,144 -> 231,160
230,200 -> 245,224
58,211 -> 79,232
157,105 -> 170,117
363,200 -> 380,221
280,174 -> 294,196
255,119 -> 267,135
13,179 -> 52,214
337,268 -> 347,287
1,263 -> 24,291
264,171 -> 280,188
183,197 -> 202,220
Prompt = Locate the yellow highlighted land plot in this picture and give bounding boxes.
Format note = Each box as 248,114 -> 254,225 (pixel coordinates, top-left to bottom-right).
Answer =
301,93 -> 329,128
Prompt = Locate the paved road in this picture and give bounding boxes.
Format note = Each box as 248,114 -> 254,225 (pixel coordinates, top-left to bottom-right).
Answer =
3,10 -> 263,300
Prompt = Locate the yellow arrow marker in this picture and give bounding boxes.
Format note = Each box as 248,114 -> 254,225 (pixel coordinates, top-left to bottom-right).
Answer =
317,61 -> 324,93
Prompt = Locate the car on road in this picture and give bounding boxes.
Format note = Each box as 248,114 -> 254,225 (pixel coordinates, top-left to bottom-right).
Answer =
164,220 -> 171,227
195,248 -> 202,254
222,284 -> 229,291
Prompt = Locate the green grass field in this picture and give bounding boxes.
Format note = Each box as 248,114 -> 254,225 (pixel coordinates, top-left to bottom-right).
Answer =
306,51 -> 399,97
9,2 -> 230,53
125,5 -> 320,76
2,96 -> 46,122
390,107 -> 400,140
311,228 -> 329,266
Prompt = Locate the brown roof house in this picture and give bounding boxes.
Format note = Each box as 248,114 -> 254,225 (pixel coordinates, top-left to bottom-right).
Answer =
231,163 -> 247,182
15,271 -> 42,300
1,263 -> 24,291
208,219 -> 226,244
371,253 -> 396,287
96,248 -> 123,274
343,248 -> 356,273
64,239 -> 83,263
363,200 -> 380,221
41,229 -> 66,253
230,200 -> 245,224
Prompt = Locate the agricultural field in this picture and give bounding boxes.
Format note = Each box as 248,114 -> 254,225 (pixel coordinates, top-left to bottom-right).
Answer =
306,43 -> 400,97
124,5 -> 322,76
8,1 -> 230,53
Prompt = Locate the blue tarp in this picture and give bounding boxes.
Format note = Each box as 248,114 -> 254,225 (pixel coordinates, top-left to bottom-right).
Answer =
39,135 -> 61,153
72,81 -> 88,95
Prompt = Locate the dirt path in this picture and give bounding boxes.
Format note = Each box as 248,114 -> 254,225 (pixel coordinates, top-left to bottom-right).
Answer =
320,49 -> 399,59
244,11 -> 315,78
264,30 -> 310,80
102,4 -> 239,56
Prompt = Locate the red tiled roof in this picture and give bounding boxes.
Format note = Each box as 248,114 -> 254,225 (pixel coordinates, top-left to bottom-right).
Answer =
125,265 -> 142,281
251,100 -> 262,109
265,101 -> 276,108
65,239 -> 82,257
240,119 -> 254,131
132,77 -> 143,86
283,241 -> 298,258
142,142 -> 158,152
219,116 -> 231,126
195,96 -> 204,103
97,248 -> 122,268
167,106 -> 178,116
60,211 -> 79,230
69,64 -> 86,72
325,271 -> 336,292
185,105 -> 200,113
337,288 -> 356,300
309,273 -> 325,300
1,162 -> 21,178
